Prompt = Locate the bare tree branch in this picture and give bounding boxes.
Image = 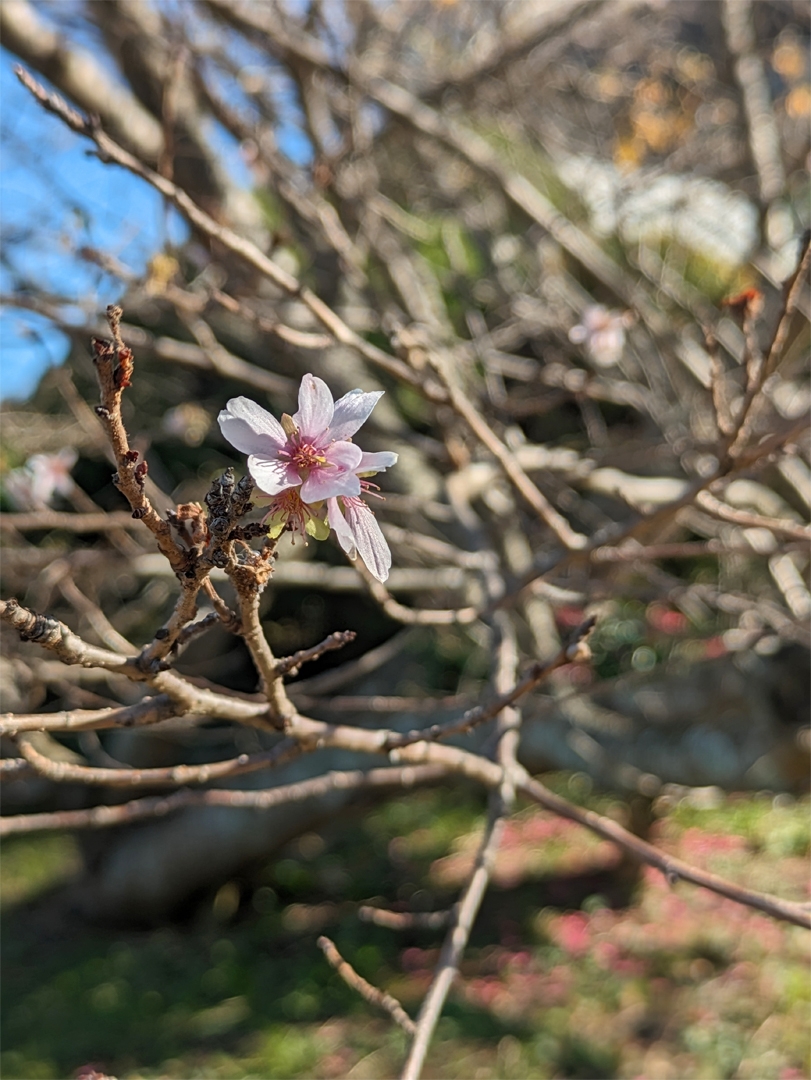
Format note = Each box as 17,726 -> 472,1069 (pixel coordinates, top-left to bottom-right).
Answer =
0,0 -> 163,161
318,935 -> 417,1036
14,731 -> 303,788
0,763 -> 448,837
13,65 -> 442,402
513,768 -> 811,930
722,0 -> 787,205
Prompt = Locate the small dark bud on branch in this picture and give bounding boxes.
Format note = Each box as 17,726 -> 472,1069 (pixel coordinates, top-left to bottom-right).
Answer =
210,516 -> 231,537
235,522 -> 268,540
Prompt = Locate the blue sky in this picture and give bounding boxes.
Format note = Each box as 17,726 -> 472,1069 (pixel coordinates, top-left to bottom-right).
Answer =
0,23 -> 314,404
0,50 -> 193,402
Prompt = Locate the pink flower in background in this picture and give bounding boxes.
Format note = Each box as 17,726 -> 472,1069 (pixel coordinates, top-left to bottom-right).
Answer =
568,305 -> 633,368
3,448 -> 78,511
218,375 -> 397,580
553,911 -> 592,955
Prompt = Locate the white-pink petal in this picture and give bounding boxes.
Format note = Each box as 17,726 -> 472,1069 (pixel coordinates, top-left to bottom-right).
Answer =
327,497 -> 358,557
357,450 -> 398,474
342,497 -> 392,582
325,441 -> 364,471
247,455 -> 300,496
299,441 -> 362,501
293,374 -> 334,439
301,472 -> 361,502
328,389 -> 385,441
218,397 -> 287,455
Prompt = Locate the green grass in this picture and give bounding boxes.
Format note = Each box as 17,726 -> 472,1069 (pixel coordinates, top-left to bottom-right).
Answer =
1,834 -> 82,910
670,795 -> 811,858
2,785 -> 809,1079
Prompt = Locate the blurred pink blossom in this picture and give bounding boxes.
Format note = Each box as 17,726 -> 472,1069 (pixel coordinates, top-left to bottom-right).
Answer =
569,305 -> 633,368
553,911 -> 592,955
4,448 -> 78,511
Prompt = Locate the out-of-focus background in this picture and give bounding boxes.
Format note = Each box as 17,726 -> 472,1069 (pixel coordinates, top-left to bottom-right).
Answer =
1,1 -> 809,1077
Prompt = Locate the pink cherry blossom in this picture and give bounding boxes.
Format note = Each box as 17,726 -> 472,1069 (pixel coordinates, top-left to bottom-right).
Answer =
4,448 -> 78,511
568,305 -> 633,368
218,375 -> 397,580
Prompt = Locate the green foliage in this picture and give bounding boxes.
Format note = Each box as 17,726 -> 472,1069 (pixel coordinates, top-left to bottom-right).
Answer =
471,122 -> 591,226
650,237 -> 750,304
671,796 -> 811,858
368,786 -> 485,863
2,790 -> 808,1080
253,189 -> 284,232
0,835 -> 81,910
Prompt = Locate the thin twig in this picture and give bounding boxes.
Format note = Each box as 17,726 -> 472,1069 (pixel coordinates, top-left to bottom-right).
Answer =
291,628 -> 416,695
0,696 -> 178,737
590,539 -> 808,561
274,630 -> 357,677
318,935 -> 416,1036
14,65 -> 443,403
706,330 -> 736,437
16,732 -> 301,788
381,618 -> 594,751
428,357 -> 588,550
401,804 -> 506,1080
400,612 -> 521,1078
514,766 -> 810,930
201,577 -> 241,633
90,305 -> 190,575
728,238 -> 811,457
762,233 -> 811,381
695,489 -> 811,541
172,611 -> 222,652
293,693 -> 470,714
358,906 -> 454,931
354,561 -> 479,625
57,572 -> 135,653
0,763 -> 448,836
388,741 -> 811,930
